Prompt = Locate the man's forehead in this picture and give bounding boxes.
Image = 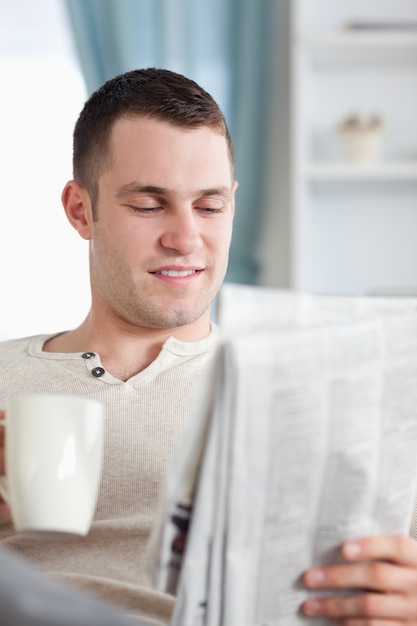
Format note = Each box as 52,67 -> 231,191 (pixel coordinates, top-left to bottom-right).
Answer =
107,115 -> 234,176
111,114 -> 219,149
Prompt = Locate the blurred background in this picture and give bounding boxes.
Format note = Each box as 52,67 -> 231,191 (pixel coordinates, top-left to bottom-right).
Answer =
0,0 -> 416,339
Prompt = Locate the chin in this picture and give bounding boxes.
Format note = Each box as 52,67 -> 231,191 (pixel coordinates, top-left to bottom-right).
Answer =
160,307 -> 206,329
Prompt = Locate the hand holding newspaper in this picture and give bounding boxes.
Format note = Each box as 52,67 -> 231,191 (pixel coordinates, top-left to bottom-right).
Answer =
149,284 -> 417,626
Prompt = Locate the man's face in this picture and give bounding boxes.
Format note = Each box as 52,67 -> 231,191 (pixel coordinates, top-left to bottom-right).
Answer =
89,116 -> 236,331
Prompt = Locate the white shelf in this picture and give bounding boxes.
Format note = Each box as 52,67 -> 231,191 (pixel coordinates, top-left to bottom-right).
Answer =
300,31 -> 417,50
299,31 -> 417,64
303,161 -> 417,181
289,0 -> 417,294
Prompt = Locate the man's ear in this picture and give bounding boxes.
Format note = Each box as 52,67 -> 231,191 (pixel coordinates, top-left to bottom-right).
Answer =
61,180 -> 94,240
231,180 -> 238,218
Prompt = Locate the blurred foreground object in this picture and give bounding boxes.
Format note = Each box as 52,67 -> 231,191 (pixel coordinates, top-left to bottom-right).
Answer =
0,546 -> 142,626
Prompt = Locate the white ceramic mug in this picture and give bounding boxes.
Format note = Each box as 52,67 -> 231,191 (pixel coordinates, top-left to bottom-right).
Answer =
0,394 -> 104,537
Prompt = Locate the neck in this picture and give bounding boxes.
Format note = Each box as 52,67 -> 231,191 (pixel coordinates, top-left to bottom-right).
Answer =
43,309 -> 211,380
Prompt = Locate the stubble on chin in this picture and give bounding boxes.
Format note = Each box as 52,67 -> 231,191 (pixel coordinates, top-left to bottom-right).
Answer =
126,294 -> 212,330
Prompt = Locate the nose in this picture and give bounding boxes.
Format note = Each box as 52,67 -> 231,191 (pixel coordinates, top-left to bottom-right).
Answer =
160,207 -> 203,255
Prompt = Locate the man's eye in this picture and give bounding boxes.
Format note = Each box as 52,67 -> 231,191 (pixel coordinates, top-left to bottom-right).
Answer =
198,206 -> 224,214
129,205 -> 160,213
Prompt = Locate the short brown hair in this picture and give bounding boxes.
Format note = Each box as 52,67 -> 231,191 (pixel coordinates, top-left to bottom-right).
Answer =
73,68 -> 234,213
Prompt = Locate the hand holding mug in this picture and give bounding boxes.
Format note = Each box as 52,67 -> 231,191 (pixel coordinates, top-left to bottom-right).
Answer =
0,394 -> 104,537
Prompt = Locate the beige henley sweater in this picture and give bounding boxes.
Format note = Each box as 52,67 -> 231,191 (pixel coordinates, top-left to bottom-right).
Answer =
0,326 -> 219,624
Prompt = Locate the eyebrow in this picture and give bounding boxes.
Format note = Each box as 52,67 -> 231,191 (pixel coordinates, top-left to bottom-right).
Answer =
116,183 -> 232,200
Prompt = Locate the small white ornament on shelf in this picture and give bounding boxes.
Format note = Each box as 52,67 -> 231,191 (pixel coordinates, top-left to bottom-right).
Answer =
337,112 -> 384,163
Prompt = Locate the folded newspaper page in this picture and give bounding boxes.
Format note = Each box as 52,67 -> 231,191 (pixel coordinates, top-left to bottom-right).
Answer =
149,284 -> 417,626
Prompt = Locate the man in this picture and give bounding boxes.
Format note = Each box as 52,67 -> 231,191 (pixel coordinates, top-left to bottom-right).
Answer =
1,68 -> 417,624
0,67 -> 236,624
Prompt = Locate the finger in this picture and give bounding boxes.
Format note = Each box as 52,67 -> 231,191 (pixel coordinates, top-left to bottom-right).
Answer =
0,502 -> 11,521
0,413 -> 4,476
304,560 -> 417,594
0,412 -> 4,451
302,591 -> 417,621
0,412 -> 5,487
341,535 -> 417,567
0,446 -> 4,476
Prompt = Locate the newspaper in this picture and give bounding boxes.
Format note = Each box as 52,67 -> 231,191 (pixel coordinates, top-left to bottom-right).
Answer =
149,284 -> 417,626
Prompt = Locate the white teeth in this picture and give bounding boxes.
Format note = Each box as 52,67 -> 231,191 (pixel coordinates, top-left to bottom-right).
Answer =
159,269 -> 196,277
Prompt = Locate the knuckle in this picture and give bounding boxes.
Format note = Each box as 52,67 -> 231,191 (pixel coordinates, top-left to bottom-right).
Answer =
357,592 -> 380,615
326,596 -> 347,617
387,533 -> 417,562
411,577 -> 417,595
392,533 -> 409,554
367,562 -> 389,586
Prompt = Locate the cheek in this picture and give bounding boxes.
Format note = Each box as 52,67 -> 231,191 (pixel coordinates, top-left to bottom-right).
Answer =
108,220 -> 154,254
207,212 -> 233,238
214,221 -> 234,253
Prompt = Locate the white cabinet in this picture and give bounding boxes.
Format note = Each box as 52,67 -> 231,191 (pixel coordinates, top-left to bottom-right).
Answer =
290,0 -> 417,295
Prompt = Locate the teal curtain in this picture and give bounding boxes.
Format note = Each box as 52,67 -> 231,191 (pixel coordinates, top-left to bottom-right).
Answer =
64,0 -> 274,285
227,0 -> 273,284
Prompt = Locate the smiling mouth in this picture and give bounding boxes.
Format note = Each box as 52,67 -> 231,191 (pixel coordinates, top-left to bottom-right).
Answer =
153,269 -> 200,277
